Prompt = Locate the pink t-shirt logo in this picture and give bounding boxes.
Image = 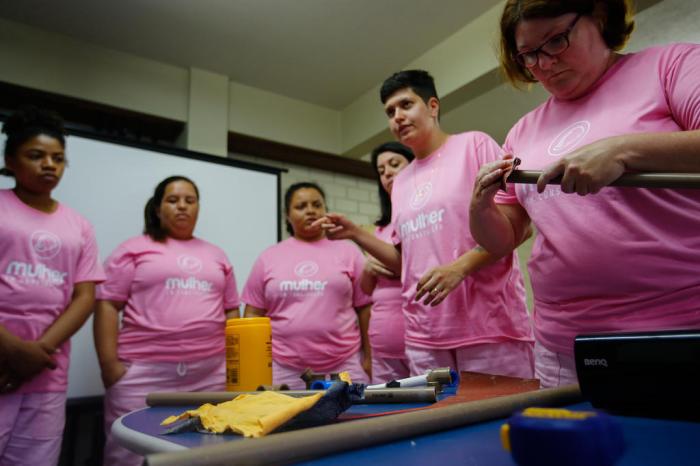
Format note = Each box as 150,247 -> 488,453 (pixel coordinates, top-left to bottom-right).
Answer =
410,181 -> 433,211
31,230 -> 62,259
277,260 -> 327,295
294,260 -> 319,278
547,120 -> 590,156
177,255 -> 203,274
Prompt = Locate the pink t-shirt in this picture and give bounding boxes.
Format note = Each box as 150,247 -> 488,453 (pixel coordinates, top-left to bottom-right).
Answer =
391,132 -> 533,350
0,189 -> 105,393
368,225 -> 406,359
241,237 -> 371,371
496,43 -> 700,355
97,235 -> 240,362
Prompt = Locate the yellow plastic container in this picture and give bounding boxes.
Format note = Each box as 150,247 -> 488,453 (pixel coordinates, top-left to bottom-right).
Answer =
225,317 -> 272,391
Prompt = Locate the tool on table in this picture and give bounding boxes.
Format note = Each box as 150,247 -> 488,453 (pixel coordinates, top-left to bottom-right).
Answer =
501,407 -> 625,466
300,368 -> 328,389
366,367 -> 458,392
309,380 -> 437,403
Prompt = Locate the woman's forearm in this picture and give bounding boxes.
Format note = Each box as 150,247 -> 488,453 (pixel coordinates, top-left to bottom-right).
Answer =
93,299 -> 122,368
470,202 -> 527,257
617,130 -> 700,173
359,269 -> 378,296
453,246 -> 498,275
356,305 -> 371,356
352,230 -> 401,275
40,282 -> 96,352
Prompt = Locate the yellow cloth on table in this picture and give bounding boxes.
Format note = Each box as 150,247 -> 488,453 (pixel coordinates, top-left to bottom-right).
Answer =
161,391 -> 323,438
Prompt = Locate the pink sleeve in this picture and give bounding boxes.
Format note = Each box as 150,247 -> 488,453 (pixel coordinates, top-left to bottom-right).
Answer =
474,131 -> 503,165
96,243 -> 135,301
664,43 -> 700,131
240,255 -> 268,310
390,228 -> 400,246
75,219 -> 106,283
494,182 -> 519,205
222,258 -> 241,310
349,245 -> 372,308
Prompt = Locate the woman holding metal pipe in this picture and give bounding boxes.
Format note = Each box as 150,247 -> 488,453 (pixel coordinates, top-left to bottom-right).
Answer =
470,0 -> 700,388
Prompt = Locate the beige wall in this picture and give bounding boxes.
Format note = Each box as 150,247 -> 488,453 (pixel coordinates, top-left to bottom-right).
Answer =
0,17 -> 343,156
229,82 -> 342,155
0,17 -> 189,121
184,68 -> 230,156
627,0 -> 700,49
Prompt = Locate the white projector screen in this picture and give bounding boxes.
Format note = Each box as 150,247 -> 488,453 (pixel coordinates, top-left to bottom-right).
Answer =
0,128 -> 281,399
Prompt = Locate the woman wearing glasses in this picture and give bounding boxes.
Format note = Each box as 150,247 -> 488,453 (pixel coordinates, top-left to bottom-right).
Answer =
470,0 -> 700,387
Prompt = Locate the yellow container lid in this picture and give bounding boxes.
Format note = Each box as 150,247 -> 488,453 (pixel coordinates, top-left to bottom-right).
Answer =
226,317 -> 270,327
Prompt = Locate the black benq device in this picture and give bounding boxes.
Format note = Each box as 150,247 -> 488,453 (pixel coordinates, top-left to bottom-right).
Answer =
574,329 -> 700,420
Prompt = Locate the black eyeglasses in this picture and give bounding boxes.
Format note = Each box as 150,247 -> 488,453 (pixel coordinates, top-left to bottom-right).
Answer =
516,14 -> 581,69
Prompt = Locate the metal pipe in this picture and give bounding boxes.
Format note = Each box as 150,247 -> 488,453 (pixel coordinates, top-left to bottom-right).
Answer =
509,170 -> 700,189
146,391 -> 323,406
362,387 -> 437,404
147,386 -> 437,407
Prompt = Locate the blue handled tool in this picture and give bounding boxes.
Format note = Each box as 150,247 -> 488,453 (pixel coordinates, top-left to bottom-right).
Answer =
501,407 -> 625,466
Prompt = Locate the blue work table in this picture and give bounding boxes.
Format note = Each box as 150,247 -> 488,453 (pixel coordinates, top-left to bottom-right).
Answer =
114,399 -> 700,465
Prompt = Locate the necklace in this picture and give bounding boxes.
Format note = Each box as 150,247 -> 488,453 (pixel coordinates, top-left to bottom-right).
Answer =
409,150 -> 443,211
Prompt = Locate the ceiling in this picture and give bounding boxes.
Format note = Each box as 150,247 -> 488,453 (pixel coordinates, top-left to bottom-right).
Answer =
0,0 -> 503,110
